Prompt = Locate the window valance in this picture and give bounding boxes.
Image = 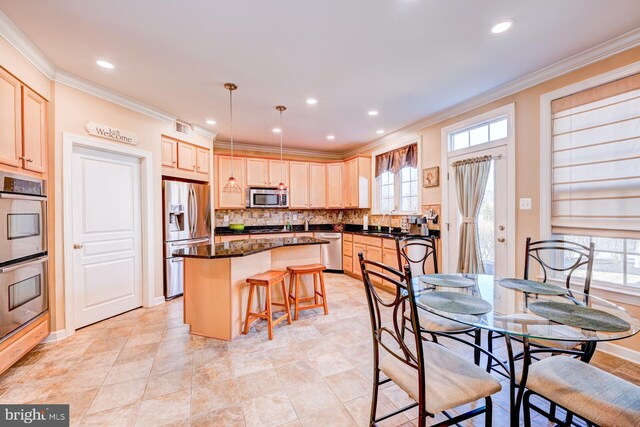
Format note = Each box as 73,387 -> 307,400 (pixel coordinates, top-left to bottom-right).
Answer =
375,143 -> 417,178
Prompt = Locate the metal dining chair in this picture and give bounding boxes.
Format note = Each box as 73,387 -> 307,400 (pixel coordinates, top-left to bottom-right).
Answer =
522,356 -> 640,426
396,235 -> 482,365
358,252 -> 502,426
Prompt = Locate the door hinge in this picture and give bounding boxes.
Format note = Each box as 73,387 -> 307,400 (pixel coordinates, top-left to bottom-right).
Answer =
446,223 -> 450,231
447,172 -> 449,181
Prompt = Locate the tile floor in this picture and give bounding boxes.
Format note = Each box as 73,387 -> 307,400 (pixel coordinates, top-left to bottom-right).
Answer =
1,273 -> 638,426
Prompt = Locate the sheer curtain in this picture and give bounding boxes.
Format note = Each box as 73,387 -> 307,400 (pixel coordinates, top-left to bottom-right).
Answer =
454,156 -> 492,273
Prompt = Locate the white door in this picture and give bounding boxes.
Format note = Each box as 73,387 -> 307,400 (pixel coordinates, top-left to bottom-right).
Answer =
446,145 -> 509,277
72,146 -> 143,328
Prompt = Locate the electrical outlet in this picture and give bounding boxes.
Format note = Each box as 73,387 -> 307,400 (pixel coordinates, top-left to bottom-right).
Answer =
293,215 -> 298,221
223,215 -> 229,223
519,198 -> 532,210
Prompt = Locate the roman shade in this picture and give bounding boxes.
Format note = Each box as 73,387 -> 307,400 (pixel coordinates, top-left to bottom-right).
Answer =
375,143 -> 417,177
550,72 -> 640,239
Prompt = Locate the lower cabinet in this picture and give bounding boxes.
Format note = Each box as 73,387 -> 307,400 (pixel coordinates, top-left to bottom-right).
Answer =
0,313 -> 49,375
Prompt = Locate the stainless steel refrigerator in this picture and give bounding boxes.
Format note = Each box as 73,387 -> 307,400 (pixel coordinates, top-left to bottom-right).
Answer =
163,179 -> 211,300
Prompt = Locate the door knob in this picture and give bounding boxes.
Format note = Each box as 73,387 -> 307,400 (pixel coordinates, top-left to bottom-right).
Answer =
497,237 -> 506,243
498,225 -> 505,231
73,243 -> 84,249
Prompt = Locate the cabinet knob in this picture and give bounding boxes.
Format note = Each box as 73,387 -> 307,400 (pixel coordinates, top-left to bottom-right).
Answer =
172,161 -> 176,165
73,243 -> 84,249
26,159 -> 33,163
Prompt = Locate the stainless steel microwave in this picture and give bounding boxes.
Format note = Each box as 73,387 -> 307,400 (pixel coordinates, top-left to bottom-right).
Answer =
246,188 -> 288,208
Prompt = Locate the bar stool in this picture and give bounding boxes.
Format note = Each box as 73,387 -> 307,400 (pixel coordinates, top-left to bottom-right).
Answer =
243,270 -> 292,340
286,264 -> 329,320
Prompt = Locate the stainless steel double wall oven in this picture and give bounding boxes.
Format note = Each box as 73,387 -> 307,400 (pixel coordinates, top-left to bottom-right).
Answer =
0,172 -> 48,342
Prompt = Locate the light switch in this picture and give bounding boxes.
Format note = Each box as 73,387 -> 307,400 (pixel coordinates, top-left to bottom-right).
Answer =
519,198 -> 532,210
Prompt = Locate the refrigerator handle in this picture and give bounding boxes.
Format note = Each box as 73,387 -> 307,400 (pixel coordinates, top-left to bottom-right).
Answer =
191,187 -> 197,236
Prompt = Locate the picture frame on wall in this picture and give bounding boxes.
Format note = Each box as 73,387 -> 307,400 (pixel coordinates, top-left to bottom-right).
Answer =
423,166 -> 439,188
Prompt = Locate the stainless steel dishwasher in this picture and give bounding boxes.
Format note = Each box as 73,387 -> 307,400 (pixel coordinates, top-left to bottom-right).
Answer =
314,232 -> 343,272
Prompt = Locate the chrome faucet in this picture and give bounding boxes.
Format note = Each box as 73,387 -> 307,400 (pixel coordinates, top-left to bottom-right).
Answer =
305,215 -> 314,231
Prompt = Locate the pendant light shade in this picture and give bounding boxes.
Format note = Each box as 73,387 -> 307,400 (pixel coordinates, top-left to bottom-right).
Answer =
275,105 -> 287,195
222,82 -> 242,193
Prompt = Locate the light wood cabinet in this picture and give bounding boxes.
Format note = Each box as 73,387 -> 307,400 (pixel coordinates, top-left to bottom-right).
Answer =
289,161 -> 309,209
326,162 -> 344,208
217,156 -> 246,208
246,158 -> 269,186
0,68 -> 21,169
350,235 -> 383,284
196,147 -> 209,175
21,87 -> 46,173
177,142 -> 196,171
344,157 -> 371,208
309,163 -> 326,208
0,313 -> 49,375
161,138 -> 177,167
268,160 -> 289,187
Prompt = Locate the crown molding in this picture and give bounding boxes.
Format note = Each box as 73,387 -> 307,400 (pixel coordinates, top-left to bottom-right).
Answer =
214,140 -> 343,160
192,125 -> 217,140
55,70 -> 176,123
0,9 -> 56,79
344,26 -> 640,158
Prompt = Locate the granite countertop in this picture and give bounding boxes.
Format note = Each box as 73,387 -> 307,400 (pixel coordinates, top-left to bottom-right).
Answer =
174,236 -> 329,259
214,224 -> 440,239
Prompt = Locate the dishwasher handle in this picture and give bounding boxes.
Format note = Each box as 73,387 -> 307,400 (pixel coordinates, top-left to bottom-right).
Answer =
315,233 -> 342,239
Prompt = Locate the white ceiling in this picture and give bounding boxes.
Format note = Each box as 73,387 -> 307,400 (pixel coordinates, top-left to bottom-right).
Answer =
1,0 -> 639,152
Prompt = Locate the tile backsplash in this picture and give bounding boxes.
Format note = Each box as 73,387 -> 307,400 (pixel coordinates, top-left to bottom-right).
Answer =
215,204 -> 440,230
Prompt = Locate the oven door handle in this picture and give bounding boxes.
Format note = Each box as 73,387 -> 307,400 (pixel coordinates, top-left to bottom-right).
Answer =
0,193 -> 47,202
0,255 -> 48,273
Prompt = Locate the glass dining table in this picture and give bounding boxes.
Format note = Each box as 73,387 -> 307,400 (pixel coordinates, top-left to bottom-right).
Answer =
412,273 -> 640,426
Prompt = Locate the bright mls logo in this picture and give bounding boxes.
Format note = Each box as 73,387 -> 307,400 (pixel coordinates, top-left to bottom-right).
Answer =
84,122 -> 139,145
1,405 -> 69,426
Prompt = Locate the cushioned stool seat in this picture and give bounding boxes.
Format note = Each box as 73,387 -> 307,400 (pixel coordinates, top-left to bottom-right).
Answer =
526,356 -> 640,426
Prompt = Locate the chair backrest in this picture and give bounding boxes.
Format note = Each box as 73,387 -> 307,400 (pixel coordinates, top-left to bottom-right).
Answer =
396,235 -> 438,276
524,237 -> 596,296
358,252 -> 425,391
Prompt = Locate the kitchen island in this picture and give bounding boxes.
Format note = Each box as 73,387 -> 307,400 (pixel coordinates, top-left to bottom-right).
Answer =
173,237 -> 328,340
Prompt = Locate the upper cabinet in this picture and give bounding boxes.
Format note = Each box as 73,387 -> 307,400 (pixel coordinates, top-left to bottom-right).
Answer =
0,67 -> 47,177
345,157 -> 371,208
162,136 -> 210,182
196,148 -> 209,175
326,162 -> 344,208
0,68 -> 22,169
288,161 -> 309,209
246,158 -> 269,186
177,142 -> 196,171
308,163 -> 326,208
217,156 -> 246,208
268,160 -> 288,187
211,154 -> 372,210
161,138 -> 177,167
21,88 -> 47,173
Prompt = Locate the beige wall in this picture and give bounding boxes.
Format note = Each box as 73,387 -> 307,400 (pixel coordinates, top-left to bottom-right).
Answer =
51,83 -> 213,331
0,37 -> 50,100
362,46 -> 640,351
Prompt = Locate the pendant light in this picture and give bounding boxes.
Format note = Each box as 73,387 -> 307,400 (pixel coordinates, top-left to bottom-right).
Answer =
222,82 -> 241,193
275,105 -> 287,194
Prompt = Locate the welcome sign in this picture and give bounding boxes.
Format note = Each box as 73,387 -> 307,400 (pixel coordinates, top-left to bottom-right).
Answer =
84,122 -> 139,145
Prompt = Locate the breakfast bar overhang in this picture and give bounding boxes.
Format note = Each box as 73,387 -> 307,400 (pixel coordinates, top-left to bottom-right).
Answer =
173,237 -> 328,340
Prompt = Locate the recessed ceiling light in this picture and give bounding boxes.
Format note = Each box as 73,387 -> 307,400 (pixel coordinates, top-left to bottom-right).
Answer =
306,98 -> 318,105
326,135 -> 335,140
206,120 -> 216,125
368,110 -> 379,116
376,129 -> 384,134
96,60 -> 114,69
272,128 -> 281,133
491,19 -> 514,34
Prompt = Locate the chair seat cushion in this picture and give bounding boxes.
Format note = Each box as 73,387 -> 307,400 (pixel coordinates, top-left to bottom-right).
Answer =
379,341 -> 501,414
526,356 -> 640,426
405,308 -> 472,332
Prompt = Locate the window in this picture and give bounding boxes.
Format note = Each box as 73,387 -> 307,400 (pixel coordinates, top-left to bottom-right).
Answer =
555,235 -> 640,288
373,142 -> 420,213
449,117 -> 507,152
544,71 -> 640,294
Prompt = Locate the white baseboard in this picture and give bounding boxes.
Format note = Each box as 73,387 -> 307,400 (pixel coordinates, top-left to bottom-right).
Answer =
597,341 -> 640,364
43,329 -> 67,343
154,296 -> 166,306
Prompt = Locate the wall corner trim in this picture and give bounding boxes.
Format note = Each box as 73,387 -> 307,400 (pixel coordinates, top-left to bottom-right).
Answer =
154,296 -> 166,306
43,329 -> 67,343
